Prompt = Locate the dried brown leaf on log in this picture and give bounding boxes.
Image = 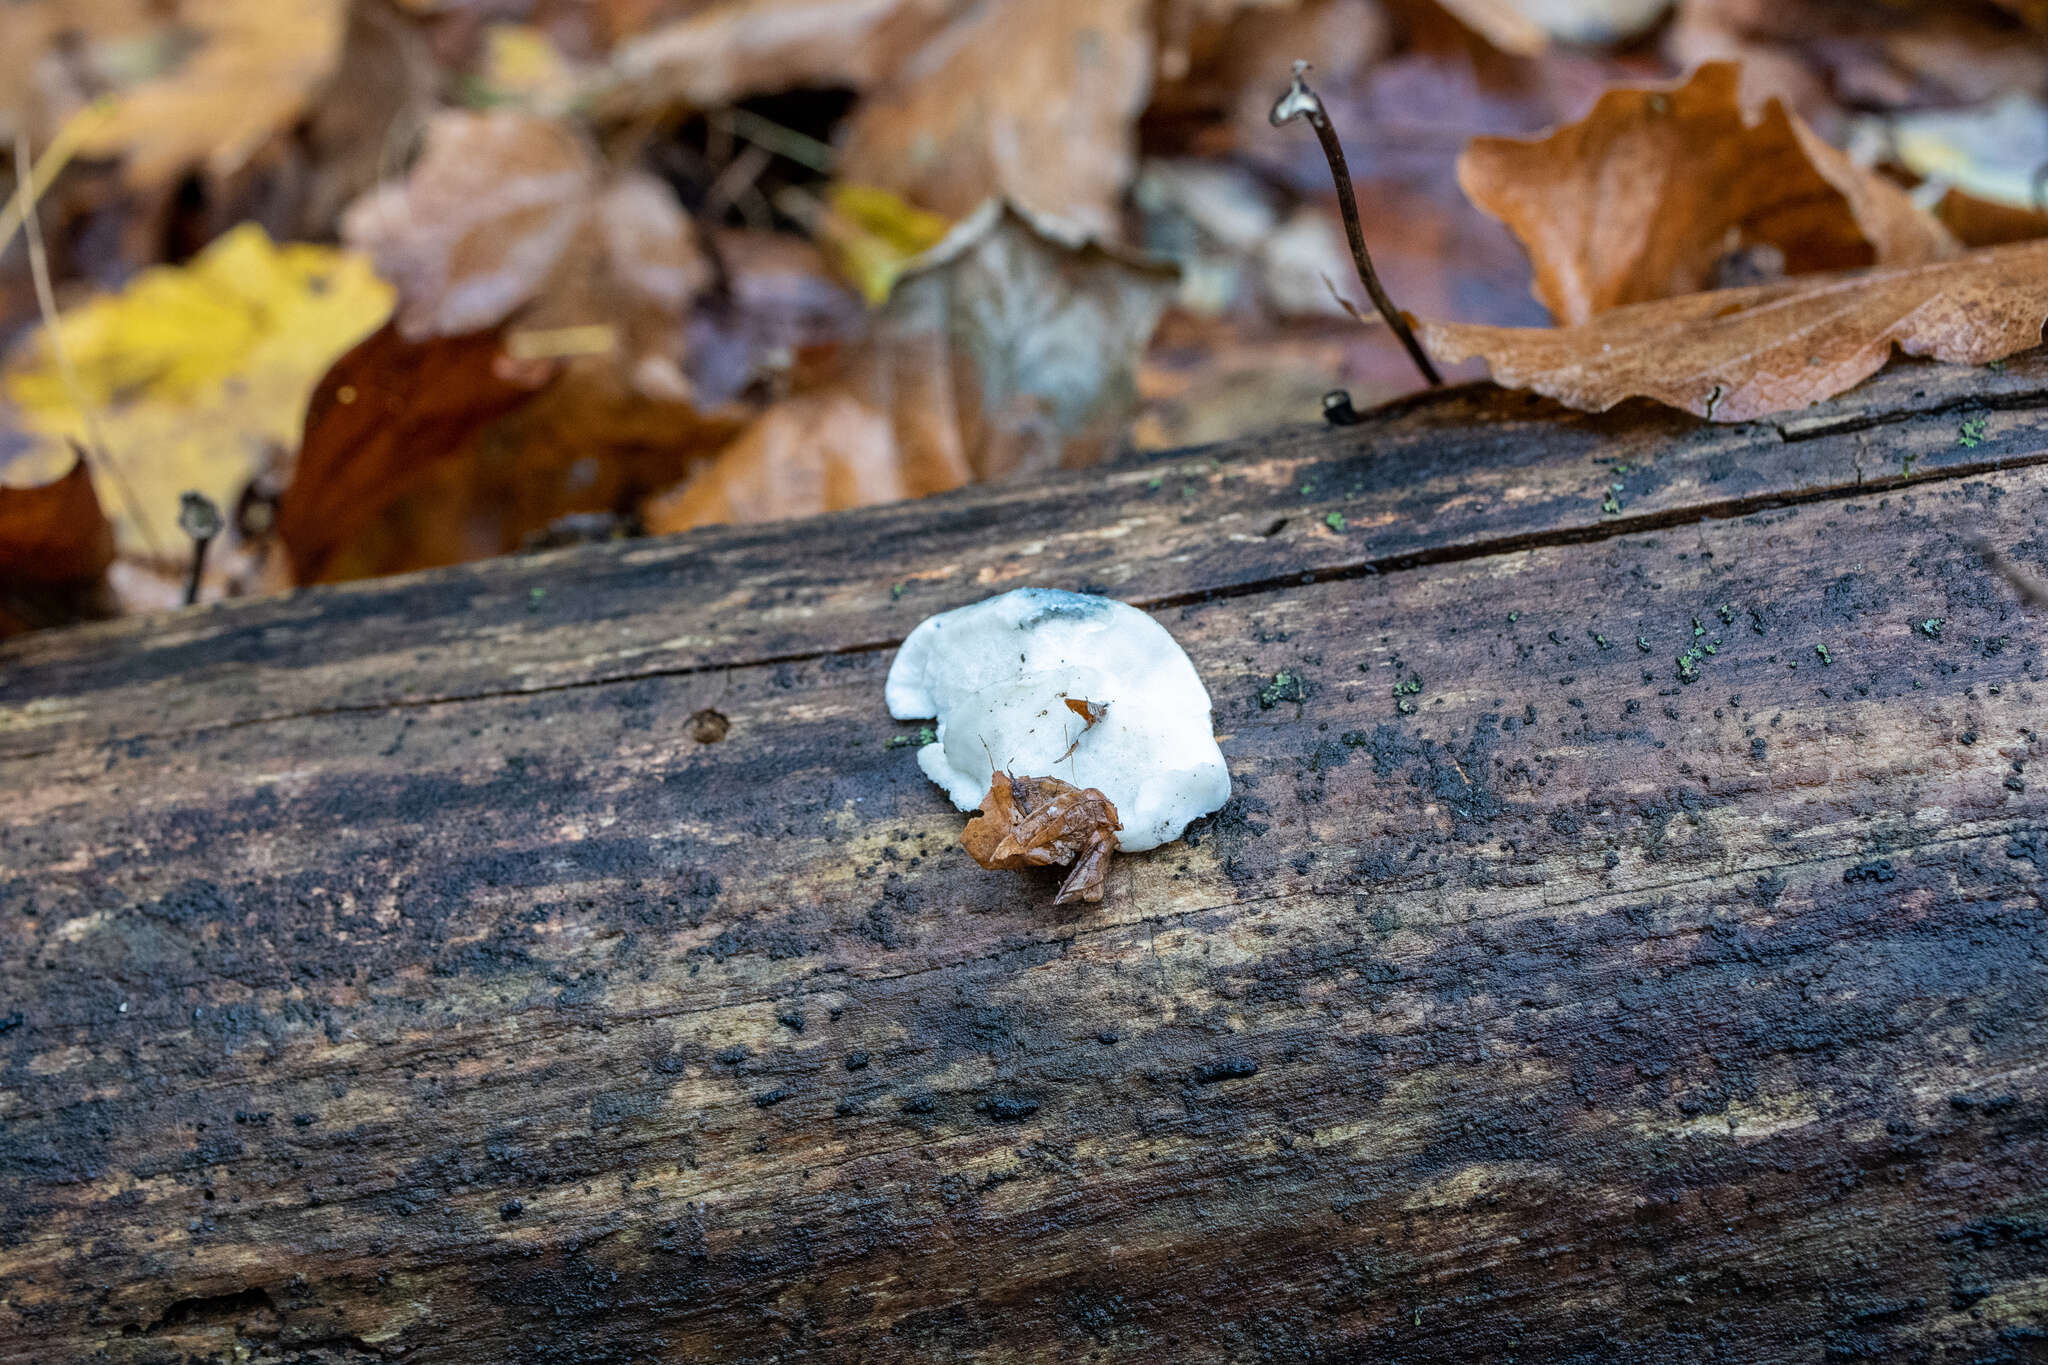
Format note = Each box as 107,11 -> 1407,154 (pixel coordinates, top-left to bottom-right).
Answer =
1459,62 -> 1956,326
837,0 -> 1155,237
962,771 -> 1123,906
644,200 -> 1176,532
1417,238 -> 2048,422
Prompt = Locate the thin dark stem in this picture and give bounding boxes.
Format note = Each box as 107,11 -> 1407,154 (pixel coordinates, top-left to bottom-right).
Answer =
183,538 -> 210,607
1272,62 -> 1441,388
177,491 -> 222,608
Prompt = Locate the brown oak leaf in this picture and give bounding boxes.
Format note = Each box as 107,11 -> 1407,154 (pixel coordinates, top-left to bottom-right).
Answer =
1416,238 -> 2048,423
1459,62 -> 1956,326
0,455 -> 116,637
277,324 -> 555,583
642,201 -> 1175,533
962,771 -> 1122,906
837,0 -> 1154,237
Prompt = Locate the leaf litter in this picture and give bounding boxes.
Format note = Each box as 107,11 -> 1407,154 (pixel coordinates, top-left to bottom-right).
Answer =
2,0 -> 2046,634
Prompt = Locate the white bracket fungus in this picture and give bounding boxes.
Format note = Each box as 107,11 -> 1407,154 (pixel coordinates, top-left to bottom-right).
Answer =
884,588 -> 1231,852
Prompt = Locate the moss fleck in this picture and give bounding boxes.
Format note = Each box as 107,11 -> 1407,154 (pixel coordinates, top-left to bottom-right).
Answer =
1920,618 -> 1945,638
1958,415 -> 1988,448
1814,643 -> 1834,666
1325,511 -> 1347,531
1258,671 -> 1308,709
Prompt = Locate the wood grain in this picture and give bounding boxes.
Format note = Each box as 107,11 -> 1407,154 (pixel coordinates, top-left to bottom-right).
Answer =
3,354 -> 2046,759
2,364 -> 2045,1363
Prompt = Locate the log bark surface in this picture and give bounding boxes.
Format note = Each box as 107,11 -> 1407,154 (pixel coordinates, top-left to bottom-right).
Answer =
3,360 -> 2046,1363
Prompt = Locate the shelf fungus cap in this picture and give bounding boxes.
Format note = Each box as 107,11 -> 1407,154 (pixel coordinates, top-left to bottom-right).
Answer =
885,588 -> 1231,851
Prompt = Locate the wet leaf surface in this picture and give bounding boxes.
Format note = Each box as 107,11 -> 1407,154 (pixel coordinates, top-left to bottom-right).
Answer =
961,770 -> 1123,905
276,323 -> 555,583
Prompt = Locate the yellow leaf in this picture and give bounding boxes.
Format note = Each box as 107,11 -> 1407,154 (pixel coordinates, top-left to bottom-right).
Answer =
3,224 -> 394,558
469,24 -> 589,116
818,182 -> 953,306
69,0 -> 348,189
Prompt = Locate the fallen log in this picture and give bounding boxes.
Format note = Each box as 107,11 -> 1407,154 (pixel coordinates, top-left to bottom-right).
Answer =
3,357 -> 2045,1362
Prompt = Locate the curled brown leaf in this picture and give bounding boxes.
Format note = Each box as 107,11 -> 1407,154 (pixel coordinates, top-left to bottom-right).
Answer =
962,771 -> 1122,906
1459,61 -> 1956,326
1417,238 -> 2048,423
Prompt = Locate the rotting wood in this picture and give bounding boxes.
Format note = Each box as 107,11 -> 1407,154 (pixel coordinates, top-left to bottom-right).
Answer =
1,364 -> 2045,1363
3,353 -> 2047,758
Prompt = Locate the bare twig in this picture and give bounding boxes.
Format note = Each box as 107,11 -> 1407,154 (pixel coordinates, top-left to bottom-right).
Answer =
1271,61 -> 1441,388
0,108 -> 97,260
720,107 -> 835,175
12,131 -> 163,561
1972,537 -> 2048,610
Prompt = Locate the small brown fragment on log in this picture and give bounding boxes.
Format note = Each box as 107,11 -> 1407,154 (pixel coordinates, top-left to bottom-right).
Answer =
961,771 -> 1121,904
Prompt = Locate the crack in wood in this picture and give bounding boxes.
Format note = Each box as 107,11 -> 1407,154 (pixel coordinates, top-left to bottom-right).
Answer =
6,439 -> 2041,763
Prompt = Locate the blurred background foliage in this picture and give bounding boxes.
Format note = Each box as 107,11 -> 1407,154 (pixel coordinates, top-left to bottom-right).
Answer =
0,0 -> 2043,633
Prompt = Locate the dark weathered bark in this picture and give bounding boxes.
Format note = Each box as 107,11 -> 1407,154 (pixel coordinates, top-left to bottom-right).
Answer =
2,359 -> 2045,1364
